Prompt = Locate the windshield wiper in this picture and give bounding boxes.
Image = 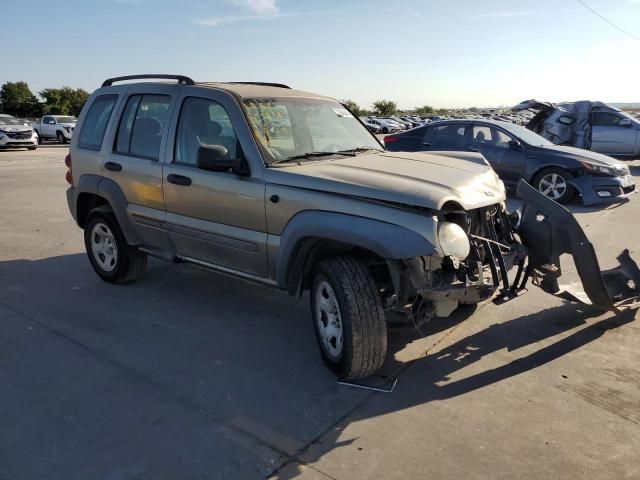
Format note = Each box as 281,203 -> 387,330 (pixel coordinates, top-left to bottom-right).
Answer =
334,147 -> 383,155
271,151 -> 356,165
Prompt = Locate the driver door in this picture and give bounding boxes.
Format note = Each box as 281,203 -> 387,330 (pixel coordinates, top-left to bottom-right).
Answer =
162,93 -> 269,277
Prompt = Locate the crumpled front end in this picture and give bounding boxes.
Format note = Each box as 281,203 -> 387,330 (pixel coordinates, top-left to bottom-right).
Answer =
389,180 -> 639,320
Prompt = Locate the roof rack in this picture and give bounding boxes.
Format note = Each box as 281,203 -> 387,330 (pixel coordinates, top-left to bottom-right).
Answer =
101,74 -> 195,87
225,82 -> 291,89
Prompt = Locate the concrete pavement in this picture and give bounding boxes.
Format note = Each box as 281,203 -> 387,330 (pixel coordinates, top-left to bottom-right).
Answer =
1,146 -> 638,479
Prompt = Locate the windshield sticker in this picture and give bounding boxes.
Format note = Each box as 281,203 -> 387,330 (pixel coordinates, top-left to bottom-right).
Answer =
333,108 -> 353,118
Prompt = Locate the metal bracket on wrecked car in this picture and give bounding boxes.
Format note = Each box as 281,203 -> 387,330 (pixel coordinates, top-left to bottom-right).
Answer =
515,180 -> 640,311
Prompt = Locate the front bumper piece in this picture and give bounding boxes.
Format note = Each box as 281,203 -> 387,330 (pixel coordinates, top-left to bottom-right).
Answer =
516,180 -> 640,311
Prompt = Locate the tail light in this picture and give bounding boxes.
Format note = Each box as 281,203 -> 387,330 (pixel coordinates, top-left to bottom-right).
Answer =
384,135 -> 400,145
65,153 -> 73,185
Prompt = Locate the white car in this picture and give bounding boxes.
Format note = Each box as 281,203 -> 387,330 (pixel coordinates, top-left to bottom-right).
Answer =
0,114 -> 38,150
32,115 -> 77,144
365,117 -> 401,134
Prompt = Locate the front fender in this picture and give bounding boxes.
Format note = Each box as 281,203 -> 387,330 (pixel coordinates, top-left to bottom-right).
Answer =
275,211 -> 437,289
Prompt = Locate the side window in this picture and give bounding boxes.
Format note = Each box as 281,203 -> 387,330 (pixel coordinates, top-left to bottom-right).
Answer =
43,116 -> 53,124
114,94 -> 170,160
472,125 -> 493,145
494,129 -> 513,148
427,124 -> 466,148
592,111 -> 622,127
78,94 -> 118,151
175,97 -> 240,166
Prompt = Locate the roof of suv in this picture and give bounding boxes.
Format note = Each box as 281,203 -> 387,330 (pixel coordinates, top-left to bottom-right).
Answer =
196,82 -> 334,101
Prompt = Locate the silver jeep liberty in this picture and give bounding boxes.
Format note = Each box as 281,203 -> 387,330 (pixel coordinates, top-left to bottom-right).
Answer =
65,75 -> 639,380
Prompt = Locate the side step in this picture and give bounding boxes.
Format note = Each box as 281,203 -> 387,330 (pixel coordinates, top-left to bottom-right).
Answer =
516,180 -> 640,312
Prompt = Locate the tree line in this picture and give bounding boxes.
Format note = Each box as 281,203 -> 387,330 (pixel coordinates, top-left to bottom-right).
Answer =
0,81 -> 89,118
342,99 -> 449,118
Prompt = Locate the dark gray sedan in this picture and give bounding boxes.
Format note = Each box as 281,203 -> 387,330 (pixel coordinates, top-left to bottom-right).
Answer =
384,119 -> 636,205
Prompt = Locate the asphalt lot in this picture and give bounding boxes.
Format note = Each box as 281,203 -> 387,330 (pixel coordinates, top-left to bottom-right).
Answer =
1,145 -> 639,479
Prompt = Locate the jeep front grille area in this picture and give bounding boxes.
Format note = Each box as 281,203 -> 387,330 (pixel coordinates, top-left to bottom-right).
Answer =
443,204 -> 526,296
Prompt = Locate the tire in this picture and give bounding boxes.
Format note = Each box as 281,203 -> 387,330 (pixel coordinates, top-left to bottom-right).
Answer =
382,127 -> 389,134
27,145 -> 37,151
310,256 -> 387,380
532,167 -> 575,204
56,131 -> 67,144
84,210 -> 147,284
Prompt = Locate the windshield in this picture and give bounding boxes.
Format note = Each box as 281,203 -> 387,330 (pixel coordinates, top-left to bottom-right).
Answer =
243,97 -> 382,164
499,122 -> 553,147
55,116 -> 76,123
0,116 -> 23,126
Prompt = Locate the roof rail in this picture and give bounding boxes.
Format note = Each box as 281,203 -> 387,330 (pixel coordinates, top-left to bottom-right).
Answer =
226,82 -> 291,89
101,74 -> 195,87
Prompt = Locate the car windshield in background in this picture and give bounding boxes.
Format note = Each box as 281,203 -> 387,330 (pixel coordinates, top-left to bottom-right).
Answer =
56,116 -> 76,123
242,97 -> 382,164
500,122 -> 553,147
0,116 -> 23,126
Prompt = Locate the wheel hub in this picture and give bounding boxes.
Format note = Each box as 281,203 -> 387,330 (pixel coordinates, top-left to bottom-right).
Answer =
315,281 -> 343,360
90,222 -> 118,272
539,173 -> 567,200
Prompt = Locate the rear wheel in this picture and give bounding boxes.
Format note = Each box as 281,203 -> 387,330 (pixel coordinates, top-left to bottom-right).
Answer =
84,211 -> 147,284
311,256 -> 387,380
533,167 -> 575,204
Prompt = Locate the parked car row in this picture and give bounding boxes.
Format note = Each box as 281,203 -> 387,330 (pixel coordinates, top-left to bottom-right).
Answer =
0,113 -> 77,150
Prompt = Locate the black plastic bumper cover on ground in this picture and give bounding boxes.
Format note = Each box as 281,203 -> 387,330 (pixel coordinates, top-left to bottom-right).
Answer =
516,180 -> 640,311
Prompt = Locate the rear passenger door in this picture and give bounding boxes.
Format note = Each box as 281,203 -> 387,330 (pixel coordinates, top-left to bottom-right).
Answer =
102,86 -> 175,252
162,90 -> 268,277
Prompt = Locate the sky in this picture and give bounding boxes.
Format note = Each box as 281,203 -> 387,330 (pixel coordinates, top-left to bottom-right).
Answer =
2,0 -> 640,109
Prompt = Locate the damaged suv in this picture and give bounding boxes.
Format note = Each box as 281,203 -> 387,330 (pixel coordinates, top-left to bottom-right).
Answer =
66,75 -> 640,380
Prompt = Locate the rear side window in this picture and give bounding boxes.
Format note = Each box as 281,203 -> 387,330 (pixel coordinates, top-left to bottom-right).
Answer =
114,94 -> 170,160
78,94 -> 118,150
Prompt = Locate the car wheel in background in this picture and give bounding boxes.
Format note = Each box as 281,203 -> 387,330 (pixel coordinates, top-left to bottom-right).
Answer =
311,255 -> 387,380
57,131 -> 67,144
84,210 -> 147,284
27,145 -> 37,151
381,127 -> 389,134
533,167 -> 575,204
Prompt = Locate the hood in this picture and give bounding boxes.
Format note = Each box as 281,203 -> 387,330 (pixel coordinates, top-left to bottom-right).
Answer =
265,151 -> 506,211
512,99 -> 555,112
0,125 -> 32,133
541,144 -> 625,167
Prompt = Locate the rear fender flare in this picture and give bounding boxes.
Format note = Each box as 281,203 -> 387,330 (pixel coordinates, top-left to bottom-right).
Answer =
75,175 -> 140,245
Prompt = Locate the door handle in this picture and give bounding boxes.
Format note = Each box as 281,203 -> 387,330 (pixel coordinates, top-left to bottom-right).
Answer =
104,161 -> 122,172
167,174 -> 192,186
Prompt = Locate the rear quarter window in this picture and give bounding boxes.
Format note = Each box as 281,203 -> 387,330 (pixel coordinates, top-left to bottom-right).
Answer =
78,94 -> 118,151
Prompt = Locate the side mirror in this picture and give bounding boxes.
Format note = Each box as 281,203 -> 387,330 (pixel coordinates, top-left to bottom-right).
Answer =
619,118 -> 632,128
197,144 -> 243,173
509,139 -> 524,151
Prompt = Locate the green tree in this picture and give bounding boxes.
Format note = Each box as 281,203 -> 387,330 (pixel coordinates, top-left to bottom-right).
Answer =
40,87 -> 90,116
0,81 -> 40,117
414,104 -> 435,116
435,108 -> 449,115
372,99 -> 397,116
341,99 -> 364,117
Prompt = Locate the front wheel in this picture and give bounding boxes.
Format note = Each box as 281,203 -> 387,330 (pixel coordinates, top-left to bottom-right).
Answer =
311,256 -> 387,380
533,167 -> 575,204
56,131 -> 67,144
84,211 -> 147,284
